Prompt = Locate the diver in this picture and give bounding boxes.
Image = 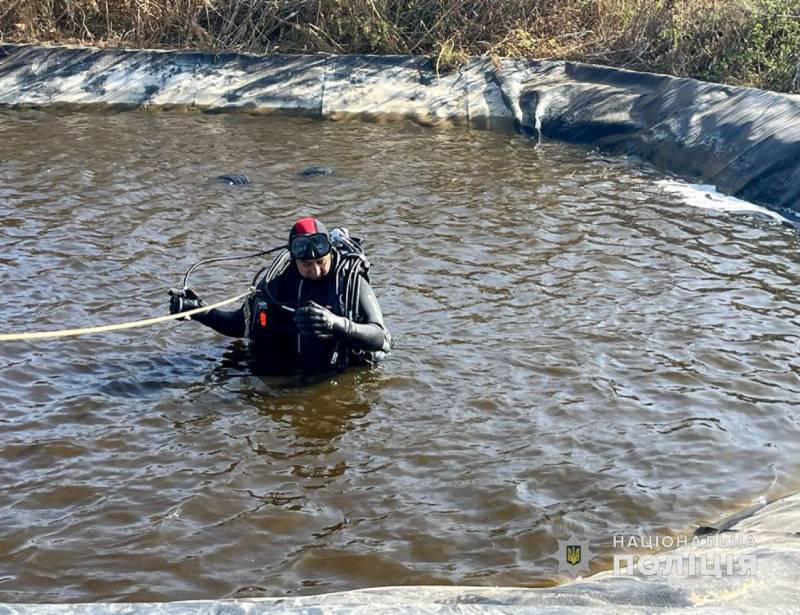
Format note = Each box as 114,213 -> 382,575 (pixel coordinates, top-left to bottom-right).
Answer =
169,217 -> 392,373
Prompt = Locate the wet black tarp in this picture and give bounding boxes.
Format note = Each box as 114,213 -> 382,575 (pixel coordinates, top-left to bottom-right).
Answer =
1,44 -> 799,217
502,60 -> 800,217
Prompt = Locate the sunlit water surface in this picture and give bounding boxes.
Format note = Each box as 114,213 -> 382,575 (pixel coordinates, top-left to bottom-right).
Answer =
1,110 -> 800,602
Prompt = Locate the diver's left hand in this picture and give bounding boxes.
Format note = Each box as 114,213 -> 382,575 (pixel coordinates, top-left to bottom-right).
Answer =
295,302 -> 349,338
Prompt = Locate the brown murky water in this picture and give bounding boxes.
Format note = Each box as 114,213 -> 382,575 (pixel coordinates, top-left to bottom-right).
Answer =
2,109 -> 800,602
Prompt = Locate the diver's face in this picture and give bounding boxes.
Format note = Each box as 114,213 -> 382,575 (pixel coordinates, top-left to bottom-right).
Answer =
296,253 -> 332,280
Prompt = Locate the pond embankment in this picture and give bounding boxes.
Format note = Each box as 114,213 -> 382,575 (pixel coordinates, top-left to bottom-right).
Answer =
4,0 -> 800,93
2,44 -> 800,216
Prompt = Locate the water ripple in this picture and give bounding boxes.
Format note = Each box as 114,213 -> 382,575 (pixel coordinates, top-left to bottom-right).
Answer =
1,109 -> 800,601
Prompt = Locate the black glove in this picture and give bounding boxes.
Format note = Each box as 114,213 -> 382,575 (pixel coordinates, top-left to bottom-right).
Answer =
295,301 -> 349,338
169,287 -> 206,320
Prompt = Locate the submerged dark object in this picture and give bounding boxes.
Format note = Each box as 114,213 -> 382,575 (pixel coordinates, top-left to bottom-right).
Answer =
214,174 -> 251,185
297,166 -> 335,177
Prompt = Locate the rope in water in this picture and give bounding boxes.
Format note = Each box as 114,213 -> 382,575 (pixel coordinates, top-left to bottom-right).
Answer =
0,290 -> 253,342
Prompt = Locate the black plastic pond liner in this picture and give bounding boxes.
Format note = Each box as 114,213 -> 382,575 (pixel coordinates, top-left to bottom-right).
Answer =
1,44 -> 798,217
522,61 -> 800,217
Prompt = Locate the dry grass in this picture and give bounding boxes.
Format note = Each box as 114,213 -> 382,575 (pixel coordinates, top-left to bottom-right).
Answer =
2,0 -> 799,92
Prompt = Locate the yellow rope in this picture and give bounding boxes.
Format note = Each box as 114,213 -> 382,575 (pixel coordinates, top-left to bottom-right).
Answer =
0,290 -> 253,342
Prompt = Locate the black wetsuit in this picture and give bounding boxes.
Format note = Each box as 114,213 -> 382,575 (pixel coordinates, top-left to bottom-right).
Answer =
194,251 -> 391,373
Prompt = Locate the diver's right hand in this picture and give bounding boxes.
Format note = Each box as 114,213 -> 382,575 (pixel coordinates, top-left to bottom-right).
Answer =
169,287 -> 206,319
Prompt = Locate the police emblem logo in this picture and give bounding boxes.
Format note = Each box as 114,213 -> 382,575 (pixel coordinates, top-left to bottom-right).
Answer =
566,545 -> 582,566
555,535 -> 596,578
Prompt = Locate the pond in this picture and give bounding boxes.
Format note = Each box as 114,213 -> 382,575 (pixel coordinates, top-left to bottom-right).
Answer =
1,109 -> 800,602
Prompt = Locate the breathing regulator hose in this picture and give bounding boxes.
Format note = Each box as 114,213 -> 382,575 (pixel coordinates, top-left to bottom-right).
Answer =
168,245 -> 288,315
179,245 -> 287,289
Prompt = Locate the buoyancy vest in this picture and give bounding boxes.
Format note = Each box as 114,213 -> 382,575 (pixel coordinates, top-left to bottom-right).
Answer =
245,248 -> 369,372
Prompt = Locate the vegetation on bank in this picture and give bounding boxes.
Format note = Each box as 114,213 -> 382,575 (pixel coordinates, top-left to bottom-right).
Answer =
2,0 -> 800,93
